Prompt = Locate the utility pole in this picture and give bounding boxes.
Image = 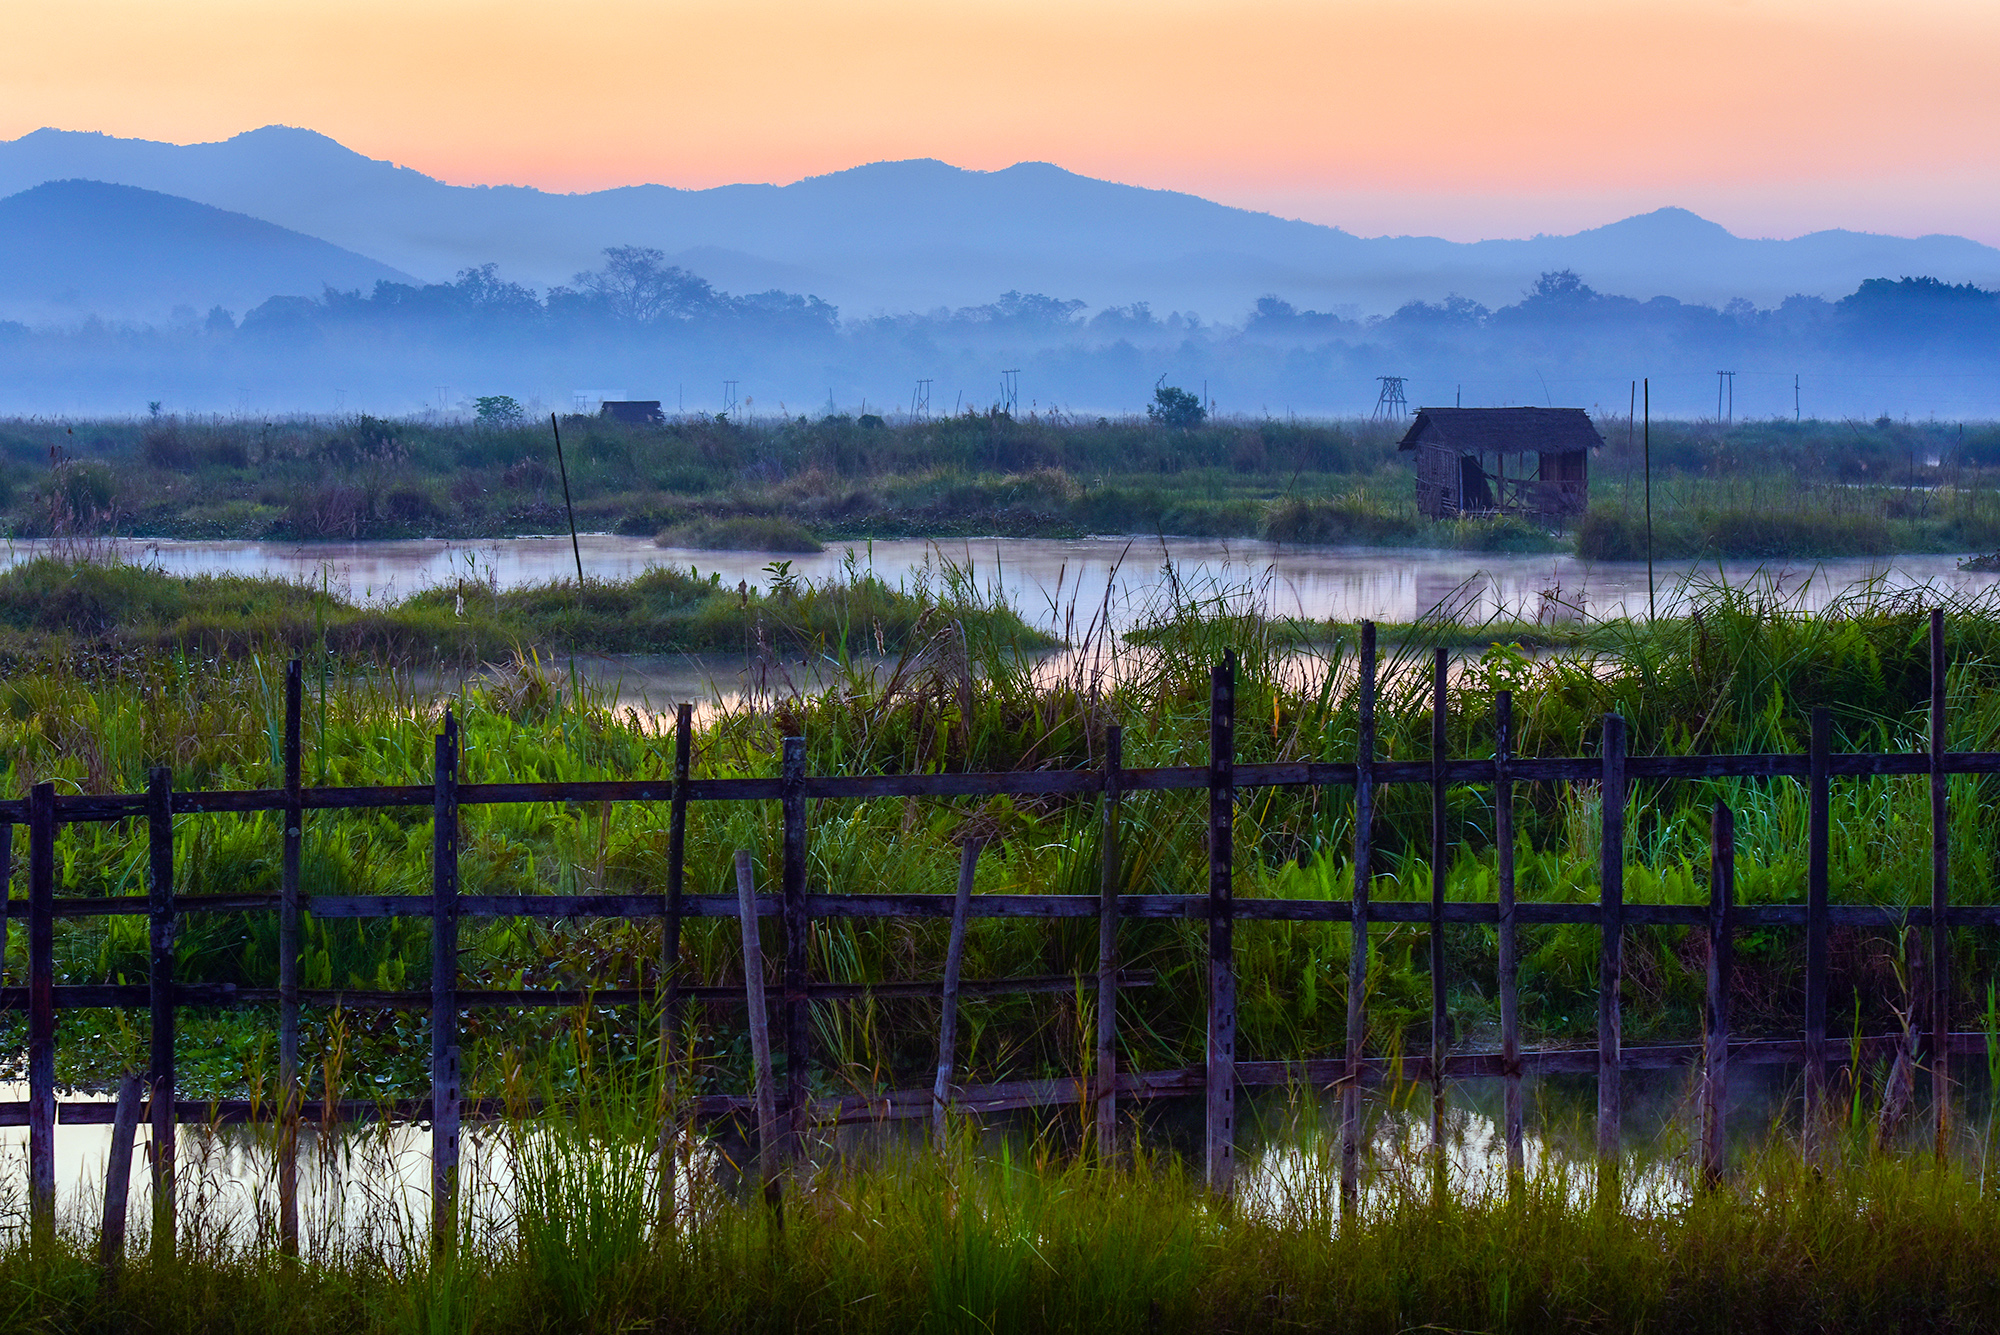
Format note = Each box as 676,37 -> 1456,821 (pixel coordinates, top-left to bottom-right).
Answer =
1716,371 -> 1735,426
911,379 -> 932,422
1373,376 -> 1409,419
1794,374 -> 1800,423
723,381 -> 739,418
999,370 -> 1021,416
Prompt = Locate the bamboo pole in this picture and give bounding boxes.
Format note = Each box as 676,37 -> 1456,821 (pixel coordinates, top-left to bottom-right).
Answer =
100,1072 -> 145,1274
1341,622 -> 1376,1212
430,712 -> 460,1252
1206,652 -> 1237,1197
146,769 -> 175,1257
278,658 -> 302,1255
1596,714 -> 1626,1200
1702,800 -> 1734,1188
1494,691 -> 1522,1184
1095,726 -> 1123,1159
734,850 -> 780,1201
934,837 -> 986,1147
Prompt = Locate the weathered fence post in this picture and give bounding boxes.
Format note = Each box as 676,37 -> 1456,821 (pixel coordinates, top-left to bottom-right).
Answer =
1930,607 -> 1950,1159
659,702 -> 691,1227
1206,652 -> 1236,1197
1596,714 -> 1626,1199
1095,726 -> 1123,1159
100,1072 -> 145,1275
781,736 -> 810,1170
146,768 -> 175,1257
430,710 -> 460,1253
934,838 -> 986,1147
1494,691 -> 1522,1185
1702,800 -> 1734,1188
1428,648 -> 1448,1189
1804,706 -> 1830,1153
27,782 -> 55,1245
1341,621 -> 1376,1213
734,850 -> 780,1204
279,658 -> 303,1255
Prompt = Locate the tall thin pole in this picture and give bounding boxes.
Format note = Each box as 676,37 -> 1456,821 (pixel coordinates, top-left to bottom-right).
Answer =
547,414 -> 586,590
1643,379 -> 1655,621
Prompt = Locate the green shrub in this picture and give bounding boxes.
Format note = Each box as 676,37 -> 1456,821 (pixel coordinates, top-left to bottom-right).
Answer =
655,515 -> 823,552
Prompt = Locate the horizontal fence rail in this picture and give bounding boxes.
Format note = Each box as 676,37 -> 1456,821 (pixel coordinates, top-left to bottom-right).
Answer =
0,607 -> 1981,1238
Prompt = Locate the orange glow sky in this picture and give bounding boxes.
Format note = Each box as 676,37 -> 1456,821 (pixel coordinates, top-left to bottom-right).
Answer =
6,0 -> 1999,242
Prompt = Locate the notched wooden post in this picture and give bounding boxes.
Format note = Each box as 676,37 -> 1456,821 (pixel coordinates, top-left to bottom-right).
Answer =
27,782 -> 55,1246
659,701 -> 692,1228
1596,713 -> 1626,1202
1095,726 -> 1123,1160
1429,648 -> 1448,1189
1495,690 -> 1522,1185
1341,621 -> 1376,1213
430,710 -> 461,1254
279,658 -> 303,1255
1805,705 -> 1830,1154
146,768 -> 175,1258
1206,651 -> 1237,1197
781,736 -> 810,1172
934,836 -> 986,1148
1702,800 -> 1734,1189
1930,607 -> 1950,1159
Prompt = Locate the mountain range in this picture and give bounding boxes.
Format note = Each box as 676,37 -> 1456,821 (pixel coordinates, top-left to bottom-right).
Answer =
4,126 -> 1999,324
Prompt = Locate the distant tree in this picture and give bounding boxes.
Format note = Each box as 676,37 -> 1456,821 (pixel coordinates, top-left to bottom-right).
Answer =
475,395 -> 524,425
569,246 -> 720,322
1148,381 -> 1207,429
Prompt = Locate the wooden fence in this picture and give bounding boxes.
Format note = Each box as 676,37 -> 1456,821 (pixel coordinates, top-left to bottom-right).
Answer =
0,609 -> 1987,1251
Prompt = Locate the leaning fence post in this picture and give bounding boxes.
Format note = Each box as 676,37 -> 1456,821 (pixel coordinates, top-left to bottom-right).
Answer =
1804,706 -> 1830,1153
781,736 -> 810,1170
934,837 -> 986,1148
100,1071 -> 145,1275
27,782 -> 54,1245
279,658 -> 303,1255
146,768 -> 175,1257
1095,726 -> 1123,1159
430,710 -> 461,1253
1596,714 -> 1626,1198
1930,607 -> 1950,1160
1206,652 -> 1237,1197
1702,800 -> 1734,1188
1341,621 -> 1376,1213
1494,690 -> 1522,1185
1428,648 -> 1449,1190
734,850 -> 780,1204
659,702 -> 691,1227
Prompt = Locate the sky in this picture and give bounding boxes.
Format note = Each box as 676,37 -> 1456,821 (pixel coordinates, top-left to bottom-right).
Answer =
7,0 -> 2000,243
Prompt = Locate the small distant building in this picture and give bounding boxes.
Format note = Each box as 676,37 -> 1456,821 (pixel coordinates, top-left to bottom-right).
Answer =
600,400 -> 664,424
1398,406 -> 1600,525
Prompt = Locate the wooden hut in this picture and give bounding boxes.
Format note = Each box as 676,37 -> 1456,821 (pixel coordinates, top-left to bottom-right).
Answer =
1398,406 -> 1600,524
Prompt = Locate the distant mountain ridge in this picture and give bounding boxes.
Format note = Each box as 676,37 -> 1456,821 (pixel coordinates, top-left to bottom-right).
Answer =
0,178 -> 413,323
2,126 -> 1999,320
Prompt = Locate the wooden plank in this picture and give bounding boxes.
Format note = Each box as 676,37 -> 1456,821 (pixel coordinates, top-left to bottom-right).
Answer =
1931,607 -> 1950,1160
1428,648 -> 1448,1184
1342,621 -> 1375,1210
1095,727 -> 1123,1160
429,712 -> 461,1252
734,850 -> 781,1203
1702,800 -> 1734,1188
934,838 -> 985,1147
1206,652 -> 1236,1197
99,1072 -> 144,1274
780,736 -> 810,1167
1597,714 -> 1626,1188
1804,707 -> 1829,1148
1495,690 -> 1523,1185
146,769 -> 175,1259
660,702 -> 690,1229
27,783 -> 55,1245
278,658 -> 302,1256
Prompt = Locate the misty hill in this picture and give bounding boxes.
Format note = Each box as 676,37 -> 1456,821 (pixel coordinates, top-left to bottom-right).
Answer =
0,179 -> 414,323
4,127 -> 1999,318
